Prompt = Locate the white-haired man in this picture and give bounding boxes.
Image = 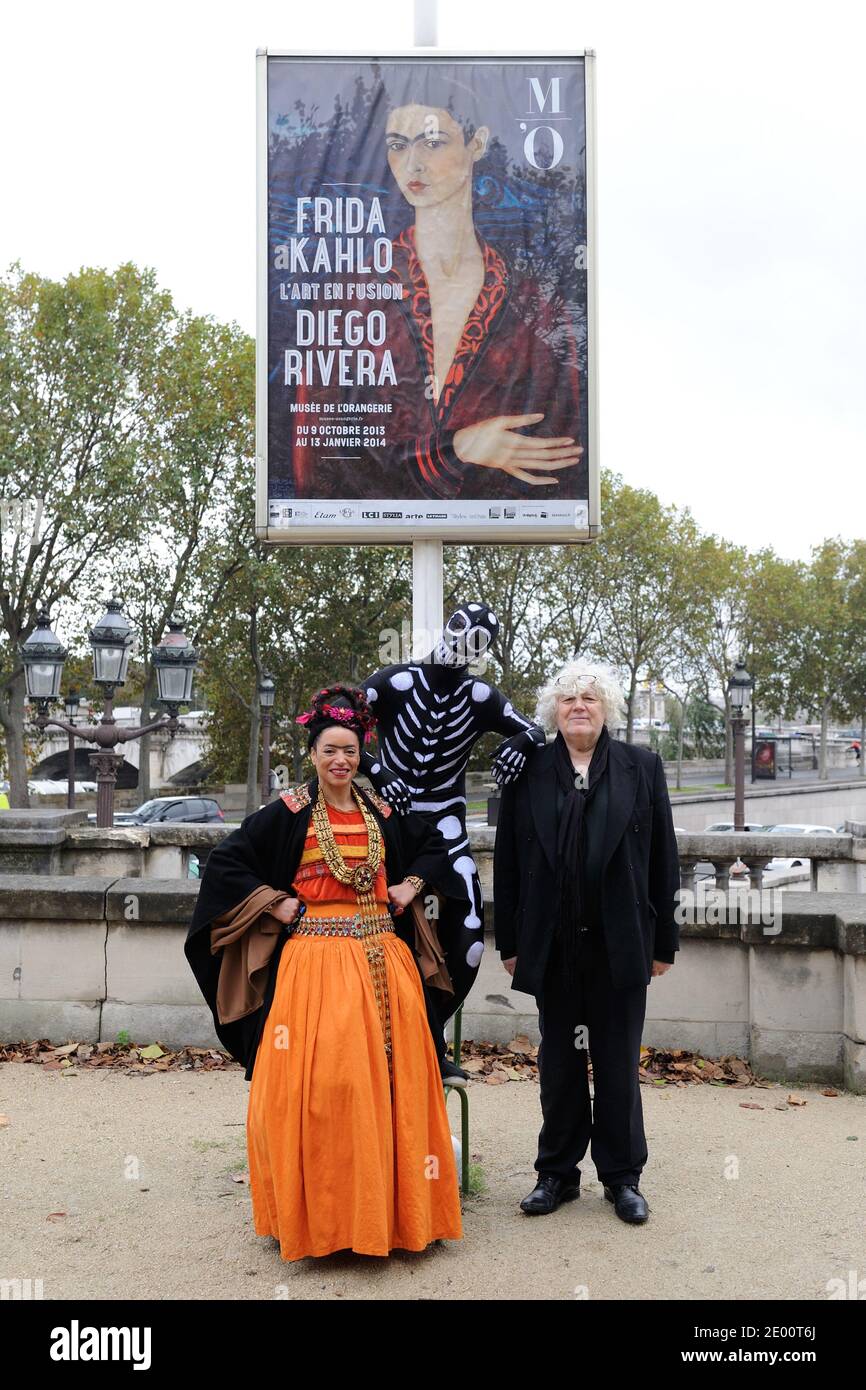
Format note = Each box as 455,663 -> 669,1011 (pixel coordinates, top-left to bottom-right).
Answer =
493,662 -> 680,1223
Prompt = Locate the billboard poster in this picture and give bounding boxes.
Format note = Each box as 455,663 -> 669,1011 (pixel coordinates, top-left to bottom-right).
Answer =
256,50 -> 598,544
753,738 -> 777,780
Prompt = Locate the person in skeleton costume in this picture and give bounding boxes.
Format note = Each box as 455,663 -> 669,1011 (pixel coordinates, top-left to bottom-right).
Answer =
359,601 -> 546,1078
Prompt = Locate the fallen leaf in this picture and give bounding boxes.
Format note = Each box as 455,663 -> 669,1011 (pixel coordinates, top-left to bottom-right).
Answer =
46,1212 -> 67,1222
229,1172 -> 248,1184
139,1044 -> 165,1060
52,1044 -> 78,1058
787,1095 -> 807,1106
507,1035 -> 532,1055
739,1102 -> 764,1110
484,1072 -> 507,1085
0,1115 -> 9,1127
820,1088 -> 839,1097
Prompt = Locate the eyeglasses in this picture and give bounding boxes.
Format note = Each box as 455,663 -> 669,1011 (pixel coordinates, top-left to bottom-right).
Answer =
555,676 -> 600,700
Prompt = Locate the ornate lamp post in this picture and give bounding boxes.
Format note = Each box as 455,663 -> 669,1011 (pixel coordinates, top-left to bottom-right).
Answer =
259,673 -> 276,804
64,687 -> 80,809
22,601 -> 198,827
727,659 -> 754,831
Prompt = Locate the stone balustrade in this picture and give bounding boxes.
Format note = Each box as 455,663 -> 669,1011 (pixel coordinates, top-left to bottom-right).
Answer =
1,874 -> 864,1091
1,811 -> 865,895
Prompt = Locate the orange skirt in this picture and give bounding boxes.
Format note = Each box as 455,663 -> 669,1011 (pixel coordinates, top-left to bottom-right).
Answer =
246,927 -> 463,1261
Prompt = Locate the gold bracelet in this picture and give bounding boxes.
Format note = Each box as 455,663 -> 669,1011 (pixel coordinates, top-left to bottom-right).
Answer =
405,874 -> 425,895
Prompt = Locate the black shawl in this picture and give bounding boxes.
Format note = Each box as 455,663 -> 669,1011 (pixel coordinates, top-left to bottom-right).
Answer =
184,777 -> 450,1080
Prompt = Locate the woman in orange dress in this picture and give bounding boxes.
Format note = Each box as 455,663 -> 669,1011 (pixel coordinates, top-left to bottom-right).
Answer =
185,684 -> 463,1261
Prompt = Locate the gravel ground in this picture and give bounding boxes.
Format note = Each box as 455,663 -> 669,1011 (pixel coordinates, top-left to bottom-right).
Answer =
1,1065 -> 864,1301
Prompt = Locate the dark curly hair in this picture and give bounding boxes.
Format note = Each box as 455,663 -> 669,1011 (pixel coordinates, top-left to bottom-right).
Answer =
294,683 -> 377,752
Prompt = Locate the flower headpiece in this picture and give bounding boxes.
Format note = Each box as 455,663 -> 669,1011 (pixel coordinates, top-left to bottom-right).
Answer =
294,684 -> 377,744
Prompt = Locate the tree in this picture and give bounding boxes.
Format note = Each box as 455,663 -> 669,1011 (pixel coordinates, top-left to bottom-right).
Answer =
592,475 -> 700,742
837,540 -> 866,779
793,539 -> 862,780
0,264 -> 173,804
105,312 -> 256,803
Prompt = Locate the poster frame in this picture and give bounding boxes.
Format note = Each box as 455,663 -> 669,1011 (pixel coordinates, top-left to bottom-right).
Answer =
255,48 -> 599,546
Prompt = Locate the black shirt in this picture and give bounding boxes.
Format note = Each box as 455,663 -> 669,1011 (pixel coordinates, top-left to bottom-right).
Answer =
555,764 -> 610,933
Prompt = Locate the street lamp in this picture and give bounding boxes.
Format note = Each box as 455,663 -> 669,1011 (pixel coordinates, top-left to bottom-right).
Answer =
22,601 -> 198,827
20,610 -> 67,702
152,617 -> 198,714
90,596 -> 135,689
64,687 -> 81,809
726,659 -> 754,831
259,673 -> 276,804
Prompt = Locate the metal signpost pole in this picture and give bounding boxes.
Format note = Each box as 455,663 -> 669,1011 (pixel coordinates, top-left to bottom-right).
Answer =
411,0 -> 444,650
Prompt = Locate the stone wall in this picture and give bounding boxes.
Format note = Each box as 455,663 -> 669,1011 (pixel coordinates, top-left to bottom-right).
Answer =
1,875 -> 864,1092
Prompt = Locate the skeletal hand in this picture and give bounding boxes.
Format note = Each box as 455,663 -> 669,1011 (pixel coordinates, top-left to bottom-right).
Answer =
377,774 -> 411,813
492,735 -> 530,785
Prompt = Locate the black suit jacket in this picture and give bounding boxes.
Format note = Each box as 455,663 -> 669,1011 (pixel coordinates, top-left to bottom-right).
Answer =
493,738 -> 681,997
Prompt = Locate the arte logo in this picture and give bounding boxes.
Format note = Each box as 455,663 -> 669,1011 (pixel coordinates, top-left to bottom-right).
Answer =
404,512 -> 423,520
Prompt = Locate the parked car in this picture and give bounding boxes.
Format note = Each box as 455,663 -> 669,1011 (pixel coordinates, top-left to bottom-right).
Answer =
87,796 -> 225,826
764,823 -> 838,872
703,821 -> 769,833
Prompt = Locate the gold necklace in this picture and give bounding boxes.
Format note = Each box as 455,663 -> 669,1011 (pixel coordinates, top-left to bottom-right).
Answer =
311,782 -> 382,900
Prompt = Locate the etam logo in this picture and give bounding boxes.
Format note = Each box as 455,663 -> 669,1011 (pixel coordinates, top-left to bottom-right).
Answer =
49,1320 -> 151,1369
521,75 -> 566,170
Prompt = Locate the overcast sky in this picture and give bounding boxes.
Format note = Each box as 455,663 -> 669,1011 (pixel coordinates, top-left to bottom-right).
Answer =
2,0 -> 864,561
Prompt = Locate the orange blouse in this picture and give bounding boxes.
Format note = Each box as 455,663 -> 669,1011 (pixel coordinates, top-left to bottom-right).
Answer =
294,801 -> 389,919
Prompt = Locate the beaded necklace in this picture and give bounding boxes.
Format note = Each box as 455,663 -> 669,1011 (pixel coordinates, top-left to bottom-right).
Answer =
310,781 -> 393,1080
311,782 -> 383,914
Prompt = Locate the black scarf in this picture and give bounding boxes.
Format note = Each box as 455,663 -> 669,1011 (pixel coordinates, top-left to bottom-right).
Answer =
553,725 -> 611,985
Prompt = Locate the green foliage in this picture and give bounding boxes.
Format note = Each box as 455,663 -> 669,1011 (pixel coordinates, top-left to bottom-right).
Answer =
2,260 -> 864,804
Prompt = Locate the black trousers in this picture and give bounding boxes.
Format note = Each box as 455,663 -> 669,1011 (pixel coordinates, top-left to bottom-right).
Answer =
424,894 -> 482,1063
534,928 -> 648,1187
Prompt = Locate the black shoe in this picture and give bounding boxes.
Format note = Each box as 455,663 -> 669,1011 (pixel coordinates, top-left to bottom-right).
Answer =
440,1058 -> 470,1082
603,1183 -> 649,1223
520,1173 -> 580,1215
